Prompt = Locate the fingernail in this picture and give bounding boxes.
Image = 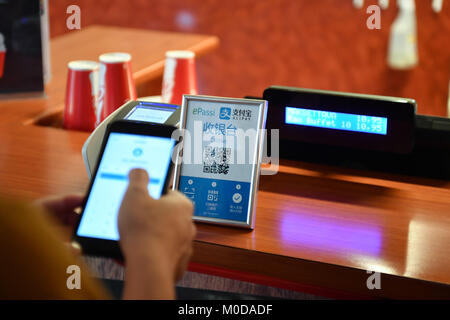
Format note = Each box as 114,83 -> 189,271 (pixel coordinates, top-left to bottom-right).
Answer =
128,168 -> 149,185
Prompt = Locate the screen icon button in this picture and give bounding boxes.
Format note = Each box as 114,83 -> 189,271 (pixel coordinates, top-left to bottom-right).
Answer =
232,193 -> 242,204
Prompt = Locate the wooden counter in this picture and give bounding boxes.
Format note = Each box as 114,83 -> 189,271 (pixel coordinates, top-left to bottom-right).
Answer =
0,26 -> 449,299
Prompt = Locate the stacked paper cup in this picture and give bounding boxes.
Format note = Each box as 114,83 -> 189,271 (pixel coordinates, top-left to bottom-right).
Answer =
162,50 -> 198,105
63,52 -> 137,131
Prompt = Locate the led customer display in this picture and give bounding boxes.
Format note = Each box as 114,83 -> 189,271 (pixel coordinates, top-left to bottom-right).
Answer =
285,107 -> 388,135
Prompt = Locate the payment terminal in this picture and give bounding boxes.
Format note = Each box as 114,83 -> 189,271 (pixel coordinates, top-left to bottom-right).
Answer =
82,100 -> 181,177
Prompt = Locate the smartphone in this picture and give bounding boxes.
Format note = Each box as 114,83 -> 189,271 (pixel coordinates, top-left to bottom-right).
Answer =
74,120 -> 177,259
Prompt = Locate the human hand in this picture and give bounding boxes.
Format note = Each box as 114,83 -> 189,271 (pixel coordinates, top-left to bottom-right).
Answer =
118,168 -> 196,299
34,194 -> 84,255
35,194 -> 83,228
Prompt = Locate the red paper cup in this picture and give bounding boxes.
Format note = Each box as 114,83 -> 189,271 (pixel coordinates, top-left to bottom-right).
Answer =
0,50 -> 5,78
63,61 -> 99,131
162,50 -> 198,105
97,52 -> 137,124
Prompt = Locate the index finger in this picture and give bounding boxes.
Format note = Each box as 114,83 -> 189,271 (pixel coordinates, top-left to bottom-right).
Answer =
128,168 -> 150,191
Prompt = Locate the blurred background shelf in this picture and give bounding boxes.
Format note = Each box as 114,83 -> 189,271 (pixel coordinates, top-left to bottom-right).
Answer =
48,0 -> 450,117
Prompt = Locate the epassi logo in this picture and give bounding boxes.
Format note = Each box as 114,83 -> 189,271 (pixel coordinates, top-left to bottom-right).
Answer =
219,107 -> 231,120
193,108 -> 215,116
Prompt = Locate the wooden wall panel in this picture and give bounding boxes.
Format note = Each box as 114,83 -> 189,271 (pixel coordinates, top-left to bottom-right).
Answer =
48,0 -> 450,116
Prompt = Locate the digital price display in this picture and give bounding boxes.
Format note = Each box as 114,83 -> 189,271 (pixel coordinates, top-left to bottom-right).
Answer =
285,107 -> 388,135
174,95 -> 267,229
264,86 -> 416,154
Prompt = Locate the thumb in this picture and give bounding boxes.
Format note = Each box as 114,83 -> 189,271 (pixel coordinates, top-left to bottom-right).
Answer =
126,168 -> 150,195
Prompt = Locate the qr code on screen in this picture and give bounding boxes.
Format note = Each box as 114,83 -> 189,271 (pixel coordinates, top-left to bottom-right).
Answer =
203,146 -> 231,175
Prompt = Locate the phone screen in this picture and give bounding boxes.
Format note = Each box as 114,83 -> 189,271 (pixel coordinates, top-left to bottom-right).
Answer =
76,132 -> 175,241
125,104 -> 177,123
178,99 -> 263,224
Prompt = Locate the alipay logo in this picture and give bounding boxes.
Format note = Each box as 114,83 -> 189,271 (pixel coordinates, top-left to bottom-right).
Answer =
219,107 -> 231,120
